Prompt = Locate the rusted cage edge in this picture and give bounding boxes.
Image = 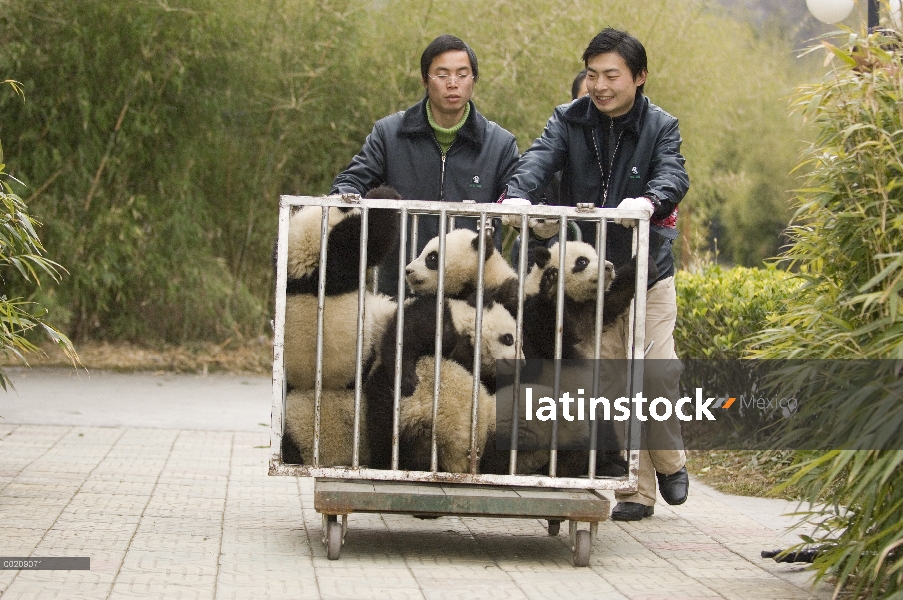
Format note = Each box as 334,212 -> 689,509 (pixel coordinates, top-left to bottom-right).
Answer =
269,463 -> 642,491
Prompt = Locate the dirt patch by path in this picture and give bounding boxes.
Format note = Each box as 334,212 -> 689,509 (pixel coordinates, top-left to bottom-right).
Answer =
1,338 -> 273,376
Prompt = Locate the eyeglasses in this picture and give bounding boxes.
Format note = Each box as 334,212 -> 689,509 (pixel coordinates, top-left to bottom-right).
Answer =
427,73 -> 474,85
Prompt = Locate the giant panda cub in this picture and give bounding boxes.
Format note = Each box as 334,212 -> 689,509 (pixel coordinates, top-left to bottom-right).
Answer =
283,388 -> 370,467
364,293 -> 523,471
281,186 -> 400,465
282,186 -> 400,391
396,357 -> 496,474
405,228 -> 520,316
521,241 -> 656,360
511,240 -> 657,478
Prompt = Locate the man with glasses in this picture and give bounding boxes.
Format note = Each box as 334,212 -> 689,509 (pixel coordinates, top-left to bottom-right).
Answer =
331,34 -> 519,293
502,28 -> 690,522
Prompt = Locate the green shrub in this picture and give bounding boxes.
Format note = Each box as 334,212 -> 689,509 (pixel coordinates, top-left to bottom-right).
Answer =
674,265 -> 798,442
675,264 -> 798,360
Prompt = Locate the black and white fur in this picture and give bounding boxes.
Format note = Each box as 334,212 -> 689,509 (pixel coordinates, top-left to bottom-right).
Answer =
282,388 -> 370,467
480,362 -> 621,476
501,240 -> 654,477
521,241 -> 654,360
364,294 -> 523,471
405,228 -> 520,315
282,186 -> 400,391
395,356 -> 496,474
280,186 -> 400,464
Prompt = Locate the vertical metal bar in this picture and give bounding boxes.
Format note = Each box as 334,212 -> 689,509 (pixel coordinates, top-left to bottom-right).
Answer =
469,213 -> 488,475
391,208 -> 409,471
312,206 -> 331,467
430,212 -> 448,473
628,223 -> 649,365
599,222 -> 609,425
271,198 -> 291,469
868,0 -> 879,31
410,214 -> 420,262
549,216 -> 568,478
587,218 -> 607,479
352,207 -> 370,468
509,212 -> 531,475
625,219 -> 650,489
625,227 -> 639,388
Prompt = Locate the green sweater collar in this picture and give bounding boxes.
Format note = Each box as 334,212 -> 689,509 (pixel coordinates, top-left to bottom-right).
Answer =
427,102 -> 470,154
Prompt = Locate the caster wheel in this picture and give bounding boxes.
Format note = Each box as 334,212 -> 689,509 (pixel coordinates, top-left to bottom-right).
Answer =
326,521 -> 343,560
573,530 -> 591,567
547,519 -> 561,536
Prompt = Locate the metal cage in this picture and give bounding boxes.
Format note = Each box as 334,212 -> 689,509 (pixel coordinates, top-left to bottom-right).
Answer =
269,194 -> 651,493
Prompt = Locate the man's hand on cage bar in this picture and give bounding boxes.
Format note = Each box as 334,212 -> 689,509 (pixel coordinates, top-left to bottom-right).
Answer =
612,196 -> 654,227
498,197 -> 559,239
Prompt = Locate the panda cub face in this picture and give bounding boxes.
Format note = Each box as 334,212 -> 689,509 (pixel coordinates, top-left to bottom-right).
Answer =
528,242 -> 615,303
406,229 -> 483,295
447,298 -> 523,377
406,228 -> 512,297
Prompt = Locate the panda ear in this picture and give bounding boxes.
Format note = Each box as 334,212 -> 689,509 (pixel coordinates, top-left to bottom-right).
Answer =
465,291 -> 495,311
469,230 -> 496,262
533,246 -> 551,269
364,185 -> 402,200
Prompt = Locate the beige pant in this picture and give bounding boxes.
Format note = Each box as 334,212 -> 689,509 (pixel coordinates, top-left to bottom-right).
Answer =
600,276 -> 686,507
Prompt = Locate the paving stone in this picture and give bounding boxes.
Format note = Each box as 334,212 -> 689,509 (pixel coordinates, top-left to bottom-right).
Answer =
108,580 -> 214,599
0,415 -> 836,600
315,574 -> 424,600
214,580 -> 321,600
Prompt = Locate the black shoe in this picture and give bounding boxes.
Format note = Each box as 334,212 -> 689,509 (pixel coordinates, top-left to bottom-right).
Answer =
610,502 -> 654,521
656,466 -> 689,505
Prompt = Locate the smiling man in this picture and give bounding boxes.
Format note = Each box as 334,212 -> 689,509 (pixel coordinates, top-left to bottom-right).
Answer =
503,28 -> 690,522
331,34 -> 519,293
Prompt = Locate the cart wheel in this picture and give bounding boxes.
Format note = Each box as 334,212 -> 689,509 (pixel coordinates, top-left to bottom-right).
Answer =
573,530 -> 591,567
547,520 -> 561,536
326,521 -> 343,560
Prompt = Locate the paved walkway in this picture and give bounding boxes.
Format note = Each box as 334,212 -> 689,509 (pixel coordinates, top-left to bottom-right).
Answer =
0,368 -> 831,599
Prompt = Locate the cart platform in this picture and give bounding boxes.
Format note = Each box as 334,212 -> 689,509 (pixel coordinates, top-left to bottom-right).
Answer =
315,478 -> 609,519
314,478 -> 609,565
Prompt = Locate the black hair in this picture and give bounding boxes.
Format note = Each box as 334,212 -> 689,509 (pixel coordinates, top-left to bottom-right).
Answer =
582,28 -> 647,94
571,69 -> 588,100
420,34 -> 479,82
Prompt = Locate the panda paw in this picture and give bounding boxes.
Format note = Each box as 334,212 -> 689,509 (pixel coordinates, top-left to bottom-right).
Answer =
538,266 -> 560,298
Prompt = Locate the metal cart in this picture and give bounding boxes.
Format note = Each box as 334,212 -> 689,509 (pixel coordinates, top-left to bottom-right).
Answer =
269,195 -> 652,567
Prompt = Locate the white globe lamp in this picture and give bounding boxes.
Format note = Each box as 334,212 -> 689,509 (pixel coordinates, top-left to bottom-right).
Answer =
806,0 -> 856,24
